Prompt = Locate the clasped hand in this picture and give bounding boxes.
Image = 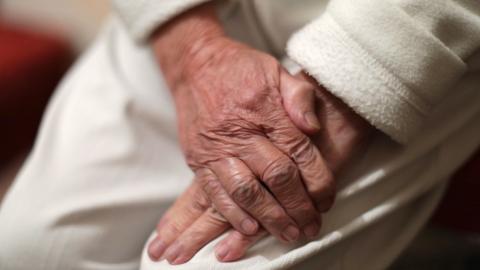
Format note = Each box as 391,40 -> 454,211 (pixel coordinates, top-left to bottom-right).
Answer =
147,4 -> 372,265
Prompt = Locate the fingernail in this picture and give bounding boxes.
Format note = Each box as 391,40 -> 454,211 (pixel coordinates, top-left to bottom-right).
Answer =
171,255 -> 189,265
215,242 -> 229,261
148,237 -> 167,261
216,242 -> 239,262
241,219 -> 258,234
303,222 -> 320,239
164,242 -> 183,264
283,225 -> 300,242
304,111 -> 320,130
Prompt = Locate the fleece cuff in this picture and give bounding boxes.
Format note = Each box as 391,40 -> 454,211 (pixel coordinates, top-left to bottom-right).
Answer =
287,0 -> 466,144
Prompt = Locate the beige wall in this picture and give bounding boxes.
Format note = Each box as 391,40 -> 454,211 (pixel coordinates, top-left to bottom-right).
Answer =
1,0 -> 110,52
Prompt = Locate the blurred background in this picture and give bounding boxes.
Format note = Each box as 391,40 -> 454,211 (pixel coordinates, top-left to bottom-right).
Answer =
2,0 -> 108,51
0,1 -> 478,269
0,0 -> 108,198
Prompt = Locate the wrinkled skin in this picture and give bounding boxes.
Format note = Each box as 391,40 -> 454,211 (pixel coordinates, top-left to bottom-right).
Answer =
148,72 -> 373,264
173,36 -> 336,238
154,10 -> 337,250
148,3 -> 373,265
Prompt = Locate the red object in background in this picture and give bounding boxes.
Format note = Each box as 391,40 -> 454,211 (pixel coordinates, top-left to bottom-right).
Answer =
432,148 -> 480,233
0,23 -> 73,169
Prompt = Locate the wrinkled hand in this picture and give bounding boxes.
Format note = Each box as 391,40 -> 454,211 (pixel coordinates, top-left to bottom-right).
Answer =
149,3 -> 336,261
148,72 -> 373,264
172,37 -> 334,235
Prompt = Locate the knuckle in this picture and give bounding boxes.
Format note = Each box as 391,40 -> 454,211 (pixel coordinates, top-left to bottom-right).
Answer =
202,176 -> 223,197
229,172 -> 257,187
310,175 -> 336,201
237,86 -> 271,111
191,190 -> 210,211
213,120 -> 261,140
214,200 -> 235,215
230,180 -> 263,207
263,158 -> 298,190
291,201 -> 315,216
191,196 -> 210,212
280,198 -> 317,223
163,222 -> 181,236
289,136 -> 314,162
206,207 -> 228,224
263,207 -> 287,224
196,168 -> 215,180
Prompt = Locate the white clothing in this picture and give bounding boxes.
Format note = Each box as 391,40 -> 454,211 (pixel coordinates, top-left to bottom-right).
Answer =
112,0 -> 480,143
0,13 -> 479,270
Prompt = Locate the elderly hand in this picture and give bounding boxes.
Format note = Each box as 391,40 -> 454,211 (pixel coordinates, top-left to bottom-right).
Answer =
148,72 -> 373,264
149,2 -> 335,260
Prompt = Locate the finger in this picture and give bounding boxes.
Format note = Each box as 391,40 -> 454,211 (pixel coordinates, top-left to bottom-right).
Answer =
280,69 -> 320,135
215,229 -> 268,262
210,157 -> 301,243
216,214 -> 323,262
163,208 -> 230,265
265,120 -> 336,212
196,168 -> 259,235
148,182 -> 209,261
240,136 -> 320,239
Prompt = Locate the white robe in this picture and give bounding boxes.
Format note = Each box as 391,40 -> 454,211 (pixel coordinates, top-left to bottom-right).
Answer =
1,1 -> 480,269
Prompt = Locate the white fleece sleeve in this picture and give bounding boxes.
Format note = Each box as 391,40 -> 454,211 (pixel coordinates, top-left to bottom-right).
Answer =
287,0 -> 480,144
111,0 -> 212,42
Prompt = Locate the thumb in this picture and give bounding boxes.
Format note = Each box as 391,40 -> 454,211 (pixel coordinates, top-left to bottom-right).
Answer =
279,70 -> 320,134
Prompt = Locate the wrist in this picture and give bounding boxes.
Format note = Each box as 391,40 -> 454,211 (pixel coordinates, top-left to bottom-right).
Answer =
151,2 -> 225,87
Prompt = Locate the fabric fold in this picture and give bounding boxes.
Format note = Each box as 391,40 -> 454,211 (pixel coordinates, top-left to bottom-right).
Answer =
287,0 -> 477,143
